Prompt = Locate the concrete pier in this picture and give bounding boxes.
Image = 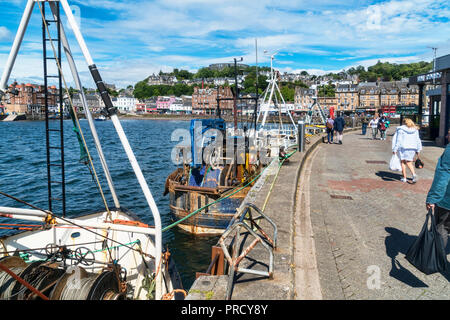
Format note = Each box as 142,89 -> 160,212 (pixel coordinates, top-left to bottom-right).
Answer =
187,126 -> 449,300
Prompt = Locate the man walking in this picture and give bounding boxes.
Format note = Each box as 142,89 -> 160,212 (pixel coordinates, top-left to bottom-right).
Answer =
361,113 -> 369,135
334,112 -> 345,144
426,129 -> 450,249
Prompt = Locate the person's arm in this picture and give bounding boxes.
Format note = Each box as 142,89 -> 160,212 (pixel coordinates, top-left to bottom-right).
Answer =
416,130 -> 422,153
426,147 -> 450,207
392,129 -> 399,153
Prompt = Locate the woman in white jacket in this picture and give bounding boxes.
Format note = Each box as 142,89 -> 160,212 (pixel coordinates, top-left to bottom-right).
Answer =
392,118 -> 422,183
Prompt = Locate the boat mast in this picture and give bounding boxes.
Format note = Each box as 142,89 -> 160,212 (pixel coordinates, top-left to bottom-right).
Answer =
233,57 -> 243,131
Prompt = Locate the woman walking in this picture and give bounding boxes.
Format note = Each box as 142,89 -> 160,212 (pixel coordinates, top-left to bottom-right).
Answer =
392,118 -> 422,183
326,115 -> 334,144
379,115 -> 387,140
369,116 -> 379,140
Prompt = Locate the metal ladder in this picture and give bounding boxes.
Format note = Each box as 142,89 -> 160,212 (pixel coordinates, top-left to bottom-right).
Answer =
219,203 -> 277,300
42,2 -> 66,217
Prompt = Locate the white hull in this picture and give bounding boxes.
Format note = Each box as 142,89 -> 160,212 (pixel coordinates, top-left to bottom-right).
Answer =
0,209 -> 181,300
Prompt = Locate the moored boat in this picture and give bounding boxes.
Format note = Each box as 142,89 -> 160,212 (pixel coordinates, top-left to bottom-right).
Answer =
0,0 -> 183,300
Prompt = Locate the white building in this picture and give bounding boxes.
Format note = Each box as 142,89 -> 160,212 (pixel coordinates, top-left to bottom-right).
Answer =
169,97 -> 192,113
114,95 -> 138,113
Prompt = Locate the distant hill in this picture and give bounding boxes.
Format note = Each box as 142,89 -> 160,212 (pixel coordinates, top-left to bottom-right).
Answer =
346,60 -> 432,82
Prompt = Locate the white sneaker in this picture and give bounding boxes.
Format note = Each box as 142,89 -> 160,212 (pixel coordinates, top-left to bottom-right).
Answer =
400,177 -> 407,183
412,174 -> 418,183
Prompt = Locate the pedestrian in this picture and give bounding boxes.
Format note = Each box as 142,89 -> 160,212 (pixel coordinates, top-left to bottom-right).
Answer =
334,112 -> 345,144
379,115 -> 387,140
369,116 -> 379,140
426,129 -> 450,249
326,115 -> 334,144
361,113 -> 369,135
392,118 -> 422,183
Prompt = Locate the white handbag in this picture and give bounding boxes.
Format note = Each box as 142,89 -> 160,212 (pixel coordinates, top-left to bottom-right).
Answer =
389,153 -> 401,171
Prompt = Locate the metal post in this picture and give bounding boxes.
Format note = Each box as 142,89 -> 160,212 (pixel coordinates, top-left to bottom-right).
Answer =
298,120 -> 305,152
0,0 -> 35,92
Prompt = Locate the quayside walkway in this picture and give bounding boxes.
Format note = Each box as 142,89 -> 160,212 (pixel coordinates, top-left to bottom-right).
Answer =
187,127 -> 449,300
309,128 -> 449,300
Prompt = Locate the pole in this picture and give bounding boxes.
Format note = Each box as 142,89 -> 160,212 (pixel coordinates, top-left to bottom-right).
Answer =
298,120 -> 305,152
0,0 -> 35,92
234,58 -> 238,131
60,0 -> 163,298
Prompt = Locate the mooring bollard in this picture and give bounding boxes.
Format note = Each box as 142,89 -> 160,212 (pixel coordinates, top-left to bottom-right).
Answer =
297,120 -> 305,152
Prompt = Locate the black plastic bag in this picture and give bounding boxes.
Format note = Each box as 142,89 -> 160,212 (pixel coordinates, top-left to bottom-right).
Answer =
415,158 -> 424,169
405,209 -> 448,275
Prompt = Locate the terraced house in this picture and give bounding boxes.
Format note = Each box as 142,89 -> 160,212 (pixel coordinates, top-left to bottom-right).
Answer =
4,83 -> 58,114
192,86 -> 233,115
335,84 -> 358,110
294,80 -> 419,112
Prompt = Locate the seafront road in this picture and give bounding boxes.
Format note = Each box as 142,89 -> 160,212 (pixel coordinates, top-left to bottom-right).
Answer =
305,127 -> 450,299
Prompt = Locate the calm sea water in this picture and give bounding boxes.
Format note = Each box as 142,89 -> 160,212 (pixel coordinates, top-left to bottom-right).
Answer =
0,119 -> 218,289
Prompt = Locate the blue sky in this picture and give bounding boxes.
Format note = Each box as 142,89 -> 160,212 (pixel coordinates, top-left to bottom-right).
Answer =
0,0 -> 449,88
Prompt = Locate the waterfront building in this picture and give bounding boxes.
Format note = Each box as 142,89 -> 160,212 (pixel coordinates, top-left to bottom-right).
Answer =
169,97 -> 188,113
358,82 -> 380,110
72,93 -> 102,113
335,84 -> 358,110
114,95 -> 138,113
191,86 -> 233,115
317,96 -> 338,111
156,96 -> 175,113
294,87 -> 315,110
4,83 -> 58,114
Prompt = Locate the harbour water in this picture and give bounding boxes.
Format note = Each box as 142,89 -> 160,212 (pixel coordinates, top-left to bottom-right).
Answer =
0,119 -> 218,289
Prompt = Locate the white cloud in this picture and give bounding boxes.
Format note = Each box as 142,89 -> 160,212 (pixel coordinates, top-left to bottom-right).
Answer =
0,26 -> 10,41
0,0 -> 449,86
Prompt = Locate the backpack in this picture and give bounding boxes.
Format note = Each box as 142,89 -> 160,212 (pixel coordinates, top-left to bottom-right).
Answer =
379,121 -> 386,131
326,121 -> 333,129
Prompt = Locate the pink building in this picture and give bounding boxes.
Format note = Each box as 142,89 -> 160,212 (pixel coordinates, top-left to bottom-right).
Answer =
156,96 -> 175,113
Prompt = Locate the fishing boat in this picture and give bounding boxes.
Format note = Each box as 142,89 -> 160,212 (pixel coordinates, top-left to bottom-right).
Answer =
0,0 -> 183,300
164,116 -> 262,235
164,49 -> 300,236
254,50 -> 298,154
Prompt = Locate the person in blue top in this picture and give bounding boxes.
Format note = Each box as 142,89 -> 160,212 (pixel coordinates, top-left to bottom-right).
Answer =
426,129 -> 450,249
333,112 -> 345,144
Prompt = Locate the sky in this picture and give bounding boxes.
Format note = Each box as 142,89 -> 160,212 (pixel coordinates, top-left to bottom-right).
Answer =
0,0 -> 449,88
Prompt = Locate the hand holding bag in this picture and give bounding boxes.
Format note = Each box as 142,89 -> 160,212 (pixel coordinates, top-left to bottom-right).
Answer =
415,157 -> 424,169
389,153 -> 401,172
405,209 -> 448,275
